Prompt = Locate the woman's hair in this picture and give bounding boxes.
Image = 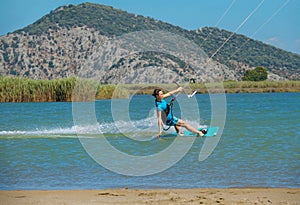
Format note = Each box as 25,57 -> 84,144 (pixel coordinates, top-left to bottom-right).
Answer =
152,89 -> 161,97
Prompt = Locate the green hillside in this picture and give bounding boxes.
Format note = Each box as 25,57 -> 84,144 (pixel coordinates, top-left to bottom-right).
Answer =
8,2 -> 300,80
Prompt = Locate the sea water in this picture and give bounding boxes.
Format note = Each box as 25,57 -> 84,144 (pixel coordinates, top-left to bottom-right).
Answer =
0,93 -> 299,190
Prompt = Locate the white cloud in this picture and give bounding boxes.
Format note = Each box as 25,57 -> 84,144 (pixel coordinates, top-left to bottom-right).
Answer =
266,37 -> 285,47
295,39 -> 300,44
263,37 -> 300,54
292,39 -> 300,54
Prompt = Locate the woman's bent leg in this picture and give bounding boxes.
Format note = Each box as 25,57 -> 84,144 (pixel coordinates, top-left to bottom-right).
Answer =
176,119 -> 204,136
174,124 -> 181,133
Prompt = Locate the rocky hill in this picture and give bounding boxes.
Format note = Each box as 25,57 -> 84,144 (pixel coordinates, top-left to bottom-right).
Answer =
0,3 -> 299,83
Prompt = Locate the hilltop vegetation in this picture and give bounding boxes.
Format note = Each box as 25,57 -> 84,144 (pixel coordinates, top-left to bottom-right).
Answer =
16,3 -> 184,36
0,2 -> 299,81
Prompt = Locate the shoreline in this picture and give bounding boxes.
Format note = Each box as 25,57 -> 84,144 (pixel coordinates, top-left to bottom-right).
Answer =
1,188 -> 299,205
1,77 -> 300,102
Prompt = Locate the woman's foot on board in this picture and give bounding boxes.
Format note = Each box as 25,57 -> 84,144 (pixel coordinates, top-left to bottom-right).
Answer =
197,129 -> 207,137
178,132 -> 184,136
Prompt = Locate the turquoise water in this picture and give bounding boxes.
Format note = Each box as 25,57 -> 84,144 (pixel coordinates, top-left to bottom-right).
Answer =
0,93 -> 299,190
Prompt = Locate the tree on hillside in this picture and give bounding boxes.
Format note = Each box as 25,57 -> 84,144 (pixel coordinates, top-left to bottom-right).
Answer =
242,66 -> 268,81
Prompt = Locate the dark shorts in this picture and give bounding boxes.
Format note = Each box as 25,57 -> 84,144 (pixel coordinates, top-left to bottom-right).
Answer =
166,115 -> 178,126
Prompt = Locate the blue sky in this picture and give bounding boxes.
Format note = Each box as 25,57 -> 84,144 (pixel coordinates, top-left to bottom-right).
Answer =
0,0 -> 299,54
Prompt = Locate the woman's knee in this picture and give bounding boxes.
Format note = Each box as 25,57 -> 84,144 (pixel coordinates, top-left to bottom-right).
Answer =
177,119 -> 187,127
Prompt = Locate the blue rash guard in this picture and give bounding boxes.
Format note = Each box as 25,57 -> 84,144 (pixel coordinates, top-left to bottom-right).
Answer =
155,99 -> 178,126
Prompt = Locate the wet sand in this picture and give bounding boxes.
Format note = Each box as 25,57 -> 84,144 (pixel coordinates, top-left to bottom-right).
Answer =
1,188 -> 299,205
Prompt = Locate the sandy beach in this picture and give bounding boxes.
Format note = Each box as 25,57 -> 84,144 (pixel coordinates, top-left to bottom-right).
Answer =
1,188 -> 299,205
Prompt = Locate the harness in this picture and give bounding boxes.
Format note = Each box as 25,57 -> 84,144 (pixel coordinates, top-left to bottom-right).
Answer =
155,97 -> 176,131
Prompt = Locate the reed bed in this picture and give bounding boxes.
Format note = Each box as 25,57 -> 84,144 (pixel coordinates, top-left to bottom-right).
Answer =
125,81 -> 300,94
0,76 -> 299,102
222,81 -> 300,93
0,77 -> 128,102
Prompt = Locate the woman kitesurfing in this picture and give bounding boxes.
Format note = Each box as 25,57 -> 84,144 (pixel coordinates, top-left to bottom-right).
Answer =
152,87 -> 207,138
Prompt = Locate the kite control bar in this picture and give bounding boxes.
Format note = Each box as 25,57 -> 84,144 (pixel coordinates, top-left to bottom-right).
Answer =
173,81 -> 197,98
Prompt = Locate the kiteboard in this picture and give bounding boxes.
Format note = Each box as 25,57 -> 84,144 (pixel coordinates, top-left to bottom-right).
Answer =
170,126 -> 219,137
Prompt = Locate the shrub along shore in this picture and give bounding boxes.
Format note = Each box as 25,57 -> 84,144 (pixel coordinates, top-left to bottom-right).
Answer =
1,76 -> 300,102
